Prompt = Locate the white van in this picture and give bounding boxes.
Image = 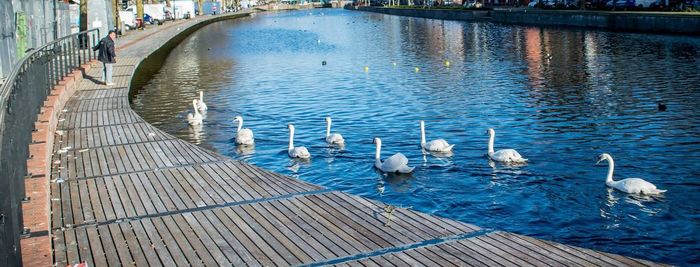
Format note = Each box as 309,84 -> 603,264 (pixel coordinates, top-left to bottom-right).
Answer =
169,1 -> 196,19
125,4 -> 166,25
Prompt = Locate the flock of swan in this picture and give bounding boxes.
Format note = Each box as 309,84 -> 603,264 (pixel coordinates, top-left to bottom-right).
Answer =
186,91 -> 667,196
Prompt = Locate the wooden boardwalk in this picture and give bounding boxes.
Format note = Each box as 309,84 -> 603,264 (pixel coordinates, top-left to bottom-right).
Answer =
46,12 -> 667,266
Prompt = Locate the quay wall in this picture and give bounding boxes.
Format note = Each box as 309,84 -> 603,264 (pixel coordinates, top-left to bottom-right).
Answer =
492,9 -> 700,34
351,6 -> 700,35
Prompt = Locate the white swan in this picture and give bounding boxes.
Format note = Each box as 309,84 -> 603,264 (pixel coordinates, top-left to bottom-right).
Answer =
374,137 -> 414,173
196,91 -> 207,111
420,120 -> 454,152
597,153 -> 666,195
186,99 -> 203,125
325,117 -> 345,145
486,128 -> 527,163
233,115 -> 254,145
288,124 -> 310,159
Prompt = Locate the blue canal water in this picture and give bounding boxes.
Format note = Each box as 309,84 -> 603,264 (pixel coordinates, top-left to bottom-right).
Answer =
131,9 -> 700,265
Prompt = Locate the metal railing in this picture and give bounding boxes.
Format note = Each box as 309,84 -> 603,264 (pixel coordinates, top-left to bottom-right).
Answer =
0,28 -> 100,266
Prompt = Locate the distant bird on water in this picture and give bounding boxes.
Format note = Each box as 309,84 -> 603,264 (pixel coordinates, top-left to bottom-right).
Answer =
658,101 -> 667,111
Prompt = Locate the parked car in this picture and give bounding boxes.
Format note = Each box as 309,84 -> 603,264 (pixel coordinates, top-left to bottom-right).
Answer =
463,0 -> 484,8
606,0 -> 636,8
528,0 -> 538,7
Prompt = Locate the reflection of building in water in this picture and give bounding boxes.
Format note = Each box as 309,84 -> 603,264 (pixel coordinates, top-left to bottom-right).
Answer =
524,28 -> 544,88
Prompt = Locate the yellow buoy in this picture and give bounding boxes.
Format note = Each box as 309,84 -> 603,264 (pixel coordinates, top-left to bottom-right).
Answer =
364,66 -> 369,72
445,60 -> 450,67
414,67 -> 420,73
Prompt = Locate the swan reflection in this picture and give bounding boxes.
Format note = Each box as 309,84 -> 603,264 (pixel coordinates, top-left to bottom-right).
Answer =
188,124 -> 204,145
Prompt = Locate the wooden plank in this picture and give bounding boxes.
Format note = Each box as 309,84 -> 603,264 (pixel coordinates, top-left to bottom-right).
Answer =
108,223 -> 135,265
144,217 -> 188,266
120,222 -> 149,266
569,244 -> 645,267
181,212 -> 231,266
322,192 -> 425,243
489,232 -> 572,266
430,241 -> 484,266
194,163 -> 241,202
94,177 -> 116,221
237,204 -> 313,264
52,230 -> 68,266
95,141 -> 112,176
169,167 -> 206,208
97,225 -> 121,266
220,207 -> 290,265
173,167 -> 216,206
184,166 -> 229,203
221,162 -> 270,198
190,211 -> 247,266
74,227 -> 94,266
205,162 -> 256,201
202,209 -> 262,266
250,201 -> 332,261
135,171 -> 168,214
50,182 -> 63,230
85,226 -> 108,267
60,182 -> 74,227
301,195 -> 394,248
286,197 -> 375,253
133,220 -> 173,266
129,172 -> 159,214
477,234 -> 546,266
122,173 -> 148,216
270,199 -> 356,256
85,179 -> 103,222
513,234 -> 613,267
112,174 -> 137,218
403,248 -> 442,266
470,235 -> 534,266
419,245 -> 462,267
448,240 -> 504,266
152,169 -> 190,210
143,171 -> 177,212
332,192 -> 443,240
158,216 -> 203,265
169,214 -> 219,266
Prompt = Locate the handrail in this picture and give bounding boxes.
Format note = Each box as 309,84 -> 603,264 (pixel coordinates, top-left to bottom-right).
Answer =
0,28 -> 100,265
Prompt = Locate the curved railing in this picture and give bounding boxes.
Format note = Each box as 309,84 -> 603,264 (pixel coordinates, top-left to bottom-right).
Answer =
0,28 -> 100,264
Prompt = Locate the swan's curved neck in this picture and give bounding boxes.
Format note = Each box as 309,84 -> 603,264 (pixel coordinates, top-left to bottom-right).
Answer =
605,156 -> 615,184
420,121 -> 426,145
288,127 -> 295,150
199,91 -> 204,102
375,141 -> 381,161
488,131 -> 495,155
192,102 -> 199,115
326,120 -> 331,137
236,118 -> 243,132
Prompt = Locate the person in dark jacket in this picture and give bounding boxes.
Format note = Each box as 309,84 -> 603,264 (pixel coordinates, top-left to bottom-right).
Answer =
95,30 -> 117,86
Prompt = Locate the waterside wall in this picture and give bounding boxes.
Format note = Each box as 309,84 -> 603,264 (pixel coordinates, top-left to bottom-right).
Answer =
351,6 -> 700,35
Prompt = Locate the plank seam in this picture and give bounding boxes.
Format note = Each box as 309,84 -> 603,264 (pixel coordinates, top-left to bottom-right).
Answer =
52,188 -> 334,231
298,229 -> 496,267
